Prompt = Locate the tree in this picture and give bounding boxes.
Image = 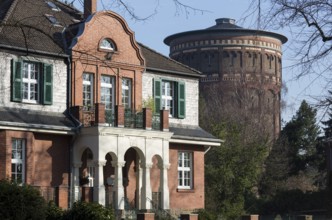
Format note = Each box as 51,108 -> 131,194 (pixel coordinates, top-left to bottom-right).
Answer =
0,179 -> 47,220
205,118 -> 268,219
282,100 -> 320,174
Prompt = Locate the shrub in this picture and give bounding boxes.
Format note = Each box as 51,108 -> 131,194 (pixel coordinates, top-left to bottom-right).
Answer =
46,201 -> 64,220
0,179 -> 47,220
63,201 -> 114,220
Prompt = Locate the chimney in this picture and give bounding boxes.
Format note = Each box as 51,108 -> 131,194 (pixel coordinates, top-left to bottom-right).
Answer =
84,0 -> 97,19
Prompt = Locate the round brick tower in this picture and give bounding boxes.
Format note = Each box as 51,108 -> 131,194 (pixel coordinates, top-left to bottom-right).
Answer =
164,18 -> 287,139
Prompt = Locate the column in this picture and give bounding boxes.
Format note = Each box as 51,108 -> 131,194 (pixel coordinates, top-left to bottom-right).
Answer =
112,161 -> 126,210
93,160 -> 107,205
159,163 -> 170,209
72,162 -> 82,203
141,163 -> 153,210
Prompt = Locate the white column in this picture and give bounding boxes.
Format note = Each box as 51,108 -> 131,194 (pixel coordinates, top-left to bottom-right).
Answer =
141,162 -> 153,210
112,161 -> 126,210
93,160 -> 107,206
159,163 -> 170,209
72,162 -> 82,203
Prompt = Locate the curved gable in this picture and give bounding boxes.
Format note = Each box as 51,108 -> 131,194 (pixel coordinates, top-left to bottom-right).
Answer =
71,11 -> 145,66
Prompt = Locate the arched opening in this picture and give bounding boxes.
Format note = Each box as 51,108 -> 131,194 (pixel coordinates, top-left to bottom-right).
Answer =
80,148 -> 94,202
122,147 -> 145,210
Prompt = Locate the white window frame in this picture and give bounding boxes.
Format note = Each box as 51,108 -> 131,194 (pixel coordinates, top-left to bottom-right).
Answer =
22,62 -> 39,104
178,151 -> 193,189
101,75 -> 115,111
100,39 -> 116,51
122,78 -> 132,109
162,80 -> 174,117
11,139 -> 25,183
83,73 -> 94,109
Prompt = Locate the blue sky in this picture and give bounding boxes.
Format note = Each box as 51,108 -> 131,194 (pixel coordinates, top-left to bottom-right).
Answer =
71,0 -> 327,125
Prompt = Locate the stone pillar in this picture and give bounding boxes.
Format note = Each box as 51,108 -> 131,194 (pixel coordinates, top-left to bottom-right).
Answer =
143,108 -> 152,130
160,109 -> 169,131
115,105 -> 124,127
241,215 -> 259,220
93,160 -> 106,206
137,212 -> 155,220
159,163 -> 170,209
95,103 -> 106,124
141,163 -> 153,210
180,214 -> 198,220
112,161 -> 126,210
72,162 -> 82,202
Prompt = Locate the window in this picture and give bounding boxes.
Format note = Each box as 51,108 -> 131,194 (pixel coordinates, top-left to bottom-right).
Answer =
101,75 -> 115,111
162,81 -> 174,116
154,79 -> 185,118
46,1 -> 61,11
100,38 -> 116,51
122,78 -> 132,109
83,73 -> 94,109
45,14 -> 61,26
12,60 -> 53,105
178,151 -> 192,189
12,139 -> 25,183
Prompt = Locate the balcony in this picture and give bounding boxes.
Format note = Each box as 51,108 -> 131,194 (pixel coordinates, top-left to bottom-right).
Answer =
70,104 -> 169,131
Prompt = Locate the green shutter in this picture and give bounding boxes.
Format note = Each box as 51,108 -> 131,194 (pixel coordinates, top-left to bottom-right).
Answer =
12,60 -> 22,102
43,64 -> 53,105
154,79 -> 162,114
177,82 -> 185,118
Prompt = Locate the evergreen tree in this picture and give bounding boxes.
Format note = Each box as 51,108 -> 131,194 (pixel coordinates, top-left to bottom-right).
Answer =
281,100 -> 320,175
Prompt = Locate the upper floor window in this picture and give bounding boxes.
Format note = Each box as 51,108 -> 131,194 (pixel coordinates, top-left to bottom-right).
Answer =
83,73 -> 94,109
122,78 -> 132,109
46,1 -> 61,11
12,60 -> 53,105
154,79 -> 185,118
101,75 -> 115,111
178,151 -> 192,189
12,139 -> 25,183
100,38 -> 116,51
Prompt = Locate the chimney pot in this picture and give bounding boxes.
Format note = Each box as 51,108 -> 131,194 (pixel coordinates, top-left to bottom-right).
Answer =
84,0 -> 97,19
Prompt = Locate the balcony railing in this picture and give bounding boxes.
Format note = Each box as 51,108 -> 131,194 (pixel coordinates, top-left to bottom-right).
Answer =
70,103 -> 169,131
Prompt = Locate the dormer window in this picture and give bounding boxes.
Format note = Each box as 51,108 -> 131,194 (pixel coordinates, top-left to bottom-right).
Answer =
45,14 -> 61,26
100,38 -> 116,51
46,1 -> 61,12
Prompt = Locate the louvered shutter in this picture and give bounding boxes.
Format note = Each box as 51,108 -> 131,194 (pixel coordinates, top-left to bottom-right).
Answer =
154,79 -> 162,115
177,82 -> 185,118
12,60 -> 22,102
43,64 -> 53,105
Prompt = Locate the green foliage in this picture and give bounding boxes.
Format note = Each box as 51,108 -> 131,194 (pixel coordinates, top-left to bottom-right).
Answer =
63,201 -> 114,220
205,120 -> 268,219
46,201 -> 64,220
259,136 -> 291,196
142,96 -> 155,113
281,100 -> 320,174
196,209 -> 217,220
0,179 -> 47,220
259,189 -> 329,215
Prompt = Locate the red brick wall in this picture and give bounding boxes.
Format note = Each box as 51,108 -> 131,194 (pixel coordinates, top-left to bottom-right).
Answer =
168,144 -> 205,211
71,11 -> 145,111
0,130 -> 71,208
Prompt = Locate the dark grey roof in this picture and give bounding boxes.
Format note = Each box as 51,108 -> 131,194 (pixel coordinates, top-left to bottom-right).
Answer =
206,18 -> 243,30
0,0 -> 81,56
139,43 -> 202,78
169,124 -> 221,144
0,107 -> 75,130
164,18 -> 288,45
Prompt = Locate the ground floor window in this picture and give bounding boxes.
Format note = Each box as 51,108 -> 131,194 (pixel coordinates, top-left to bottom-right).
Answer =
11,139 -> 25,183
178,151 -> 192,189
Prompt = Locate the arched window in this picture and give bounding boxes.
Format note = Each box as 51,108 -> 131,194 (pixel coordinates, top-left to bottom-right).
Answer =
100,38 -> 116,51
